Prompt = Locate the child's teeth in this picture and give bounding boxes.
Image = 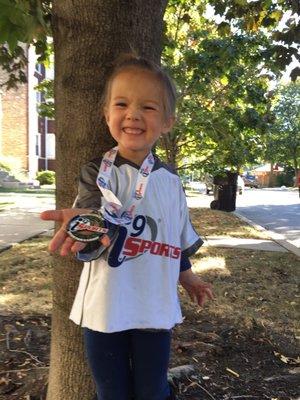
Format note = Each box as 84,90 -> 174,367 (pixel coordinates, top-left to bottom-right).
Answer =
124,128 -> 142,134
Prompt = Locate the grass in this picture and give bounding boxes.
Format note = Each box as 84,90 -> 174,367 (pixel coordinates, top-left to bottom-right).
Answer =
0,187 -> 55,195
0,201 -> 13,210
0,206 -> 298,400
190,207 -> 271,239
188,246 -> 299,336
0,210 -> 299,340
0,237 -> 52,315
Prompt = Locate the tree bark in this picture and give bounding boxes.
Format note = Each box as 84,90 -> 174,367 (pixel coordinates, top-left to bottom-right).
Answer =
49,1 -> 167,399
293,154 -> 298,187
269,161 -> 274,187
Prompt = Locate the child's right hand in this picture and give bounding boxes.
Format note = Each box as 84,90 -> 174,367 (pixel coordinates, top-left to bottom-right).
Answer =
40,209 -> 111,256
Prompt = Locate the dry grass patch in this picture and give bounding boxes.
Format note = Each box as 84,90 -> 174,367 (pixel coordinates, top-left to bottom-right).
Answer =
186,246 -> 300,336
0,219 -> 299,399
190,207 -> 271,239
0,237 -> 52,315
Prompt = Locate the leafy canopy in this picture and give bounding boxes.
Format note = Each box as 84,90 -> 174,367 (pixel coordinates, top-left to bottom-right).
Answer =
159,0 -> 282,173
0,0 -> 51,88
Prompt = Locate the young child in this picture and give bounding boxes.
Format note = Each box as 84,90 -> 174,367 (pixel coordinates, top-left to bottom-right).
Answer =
41,54 -> 213,400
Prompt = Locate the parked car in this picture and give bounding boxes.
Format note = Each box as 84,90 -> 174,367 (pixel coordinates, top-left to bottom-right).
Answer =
204,174 -> 214,194
189,181 -> 203,191
242,175 -> 260,188
237,175 -> 245,195
205,174 -> 244,195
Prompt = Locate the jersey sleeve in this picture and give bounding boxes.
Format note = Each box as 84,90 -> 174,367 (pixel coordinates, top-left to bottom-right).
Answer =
72,159 -> 104,261
73,160 -> 102,209
180,254 -> 192,272
179,185 -> 204,258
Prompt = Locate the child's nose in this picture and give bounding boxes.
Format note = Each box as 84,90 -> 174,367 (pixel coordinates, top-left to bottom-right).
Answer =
126,107 -> 141,120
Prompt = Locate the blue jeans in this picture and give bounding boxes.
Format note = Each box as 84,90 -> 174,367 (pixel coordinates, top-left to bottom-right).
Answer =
84,328 -> 171,400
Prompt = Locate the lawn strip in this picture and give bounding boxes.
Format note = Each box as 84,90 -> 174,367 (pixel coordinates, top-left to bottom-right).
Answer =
0,237 -> 52,315
0,213 -> 299,400
190,207 -> 271,240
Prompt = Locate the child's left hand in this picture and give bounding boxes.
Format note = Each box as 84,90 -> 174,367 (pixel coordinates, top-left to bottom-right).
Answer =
179,269 -> 214,307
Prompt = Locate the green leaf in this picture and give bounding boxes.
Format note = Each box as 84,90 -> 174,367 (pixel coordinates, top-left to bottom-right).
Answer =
290,67 -> 300,82
7,34 -> 19,52
217,22 -> 231,36
269,10 -> 283,23
220,76 -> 229,85
233,0 -> 247,6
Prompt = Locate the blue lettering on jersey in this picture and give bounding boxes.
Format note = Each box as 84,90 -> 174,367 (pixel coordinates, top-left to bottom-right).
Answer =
108,214 -> 153,268
107,214 -> 180,268
107,225 -> 128,267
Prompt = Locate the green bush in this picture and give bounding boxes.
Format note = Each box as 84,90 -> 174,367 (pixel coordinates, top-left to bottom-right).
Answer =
0,160 -> 11,172
36,170 -> 55,185
275,172 -> 294,187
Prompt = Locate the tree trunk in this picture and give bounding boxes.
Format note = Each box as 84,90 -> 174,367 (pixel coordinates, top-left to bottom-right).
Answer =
49,1 -> 167,399
293,155 -> 298,187
269,161 -> 274,187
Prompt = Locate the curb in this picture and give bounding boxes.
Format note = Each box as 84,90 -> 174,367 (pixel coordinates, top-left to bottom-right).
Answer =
0,229 -> 52,253
234,211 -> 300,258
0,244 -> 12,253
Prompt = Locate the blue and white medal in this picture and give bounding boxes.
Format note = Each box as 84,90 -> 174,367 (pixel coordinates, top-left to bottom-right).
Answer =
67,146 -> 154,242
96,146 -> 155,226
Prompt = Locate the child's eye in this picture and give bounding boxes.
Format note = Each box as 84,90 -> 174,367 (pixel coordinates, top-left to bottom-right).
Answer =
115,102 -> 126,107
144,105 -> 156,110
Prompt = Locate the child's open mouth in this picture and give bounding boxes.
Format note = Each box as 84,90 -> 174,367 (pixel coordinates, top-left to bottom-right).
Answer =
122,127 -> 144,135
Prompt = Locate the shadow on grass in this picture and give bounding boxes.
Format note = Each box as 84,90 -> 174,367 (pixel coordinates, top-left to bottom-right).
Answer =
0,237 -> 299,399
172,245 -> 300,399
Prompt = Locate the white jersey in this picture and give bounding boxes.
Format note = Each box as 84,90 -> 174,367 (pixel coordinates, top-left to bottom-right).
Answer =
70,154 -> 203,333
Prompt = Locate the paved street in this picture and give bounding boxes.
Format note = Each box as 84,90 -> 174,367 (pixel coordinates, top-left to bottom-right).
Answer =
0,188 -> 299,253
236,188 -> 300,248
186,186 -> 300,249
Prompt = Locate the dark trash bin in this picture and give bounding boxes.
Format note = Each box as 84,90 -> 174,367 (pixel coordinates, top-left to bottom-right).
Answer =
210,172 -> 238,212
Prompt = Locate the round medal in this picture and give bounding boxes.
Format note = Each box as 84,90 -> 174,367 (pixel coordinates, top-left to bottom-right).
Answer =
66,213 -> 109,242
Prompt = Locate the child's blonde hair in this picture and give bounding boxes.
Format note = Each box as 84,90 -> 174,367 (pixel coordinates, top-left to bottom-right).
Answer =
102,53 -> 177,119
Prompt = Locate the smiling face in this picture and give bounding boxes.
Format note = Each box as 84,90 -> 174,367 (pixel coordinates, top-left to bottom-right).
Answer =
104,68 -> 174,165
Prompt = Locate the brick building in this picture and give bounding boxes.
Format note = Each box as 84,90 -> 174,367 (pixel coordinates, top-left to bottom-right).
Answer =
0,45 -> 55,180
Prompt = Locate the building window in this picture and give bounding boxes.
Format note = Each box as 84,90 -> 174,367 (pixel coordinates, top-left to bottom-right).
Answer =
46,133 -> 55,159
35,63 -> 43,74
35,134 -> 41,156
36,91 -> 42,104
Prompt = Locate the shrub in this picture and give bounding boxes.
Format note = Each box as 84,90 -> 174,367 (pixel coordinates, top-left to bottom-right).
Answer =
36,170 -> 55,185
275,172 -> 294,187
0,161 -> 11,172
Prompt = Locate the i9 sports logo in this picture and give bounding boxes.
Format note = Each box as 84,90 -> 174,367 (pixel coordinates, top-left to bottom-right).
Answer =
97,176 -> 107,188
139,166 -> 150,177
134,191 -> 143,200
147,154 -> 155,165
108,214 -> 181,268
134,183 -> 144,200
108,148 -> 117,157
121,210 -> 133,222
102,159 -> 112,172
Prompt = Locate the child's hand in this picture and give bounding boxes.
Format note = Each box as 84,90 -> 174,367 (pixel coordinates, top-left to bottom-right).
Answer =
40,209 -> 111,256
179,269 -> 214,307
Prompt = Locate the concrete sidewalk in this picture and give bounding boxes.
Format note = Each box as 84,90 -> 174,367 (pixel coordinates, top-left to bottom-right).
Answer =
203,235 -> 288,252
0,206 -> 297,256
234,211 -> 300,257
0,208 -> 54,252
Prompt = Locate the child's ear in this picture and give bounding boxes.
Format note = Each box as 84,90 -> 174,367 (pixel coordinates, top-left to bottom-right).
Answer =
161,115 -> 175,135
